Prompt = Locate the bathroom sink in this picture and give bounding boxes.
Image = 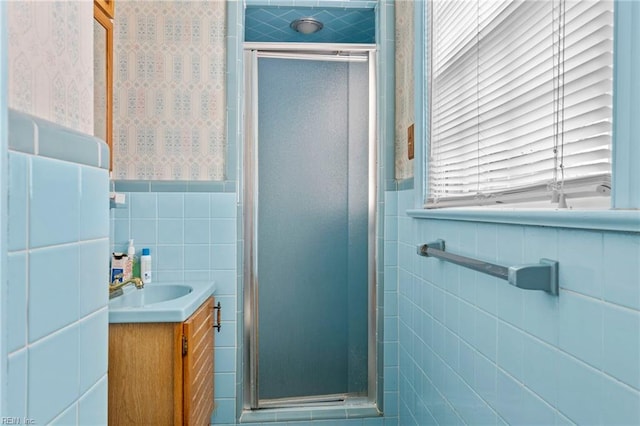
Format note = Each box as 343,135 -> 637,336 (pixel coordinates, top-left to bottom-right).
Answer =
109,281 -> 216,323
109,284 -> 192,309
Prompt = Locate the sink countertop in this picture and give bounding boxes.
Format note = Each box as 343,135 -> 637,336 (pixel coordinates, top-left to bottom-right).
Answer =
108,281 -> 216,323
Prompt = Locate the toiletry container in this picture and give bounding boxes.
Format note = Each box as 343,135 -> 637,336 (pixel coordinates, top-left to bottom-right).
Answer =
141,248 -> 152,284
111,253 -> 127,283
126,239 -> 136,279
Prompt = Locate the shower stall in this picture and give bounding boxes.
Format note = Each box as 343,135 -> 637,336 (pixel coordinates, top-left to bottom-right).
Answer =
243,44 -> 377,411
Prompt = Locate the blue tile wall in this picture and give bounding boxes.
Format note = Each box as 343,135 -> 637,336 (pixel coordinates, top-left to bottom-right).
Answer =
5,111 -> 110,423
210,178 -> 395,426
112,190 -> 395,426
7,350 -> 27,418
77,378 -> 108,426
109,142 -> 398,426
6,252 -> 27,353
48,404 -> 78,425
28,244 -> 80,342
111,192 -> 237,283
382,191 -> 400,424
396,188 -> 640,425
105,0 -> 396,423
111,191 -> 239,424
28,324 -> 80,422
1,4 -> 8,410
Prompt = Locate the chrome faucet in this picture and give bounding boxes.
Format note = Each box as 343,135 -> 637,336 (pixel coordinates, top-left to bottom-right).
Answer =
109,273 -> 144,298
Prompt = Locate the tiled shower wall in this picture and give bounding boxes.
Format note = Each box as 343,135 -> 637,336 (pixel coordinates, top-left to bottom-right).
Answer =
110,190 -> 238,423
395,189 -> 640,425
5,111 -> 110,424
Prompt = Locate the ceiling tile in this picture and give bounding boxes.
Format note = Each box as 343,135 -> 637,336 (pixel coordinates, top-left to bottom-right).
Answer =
245,6 -> 375,44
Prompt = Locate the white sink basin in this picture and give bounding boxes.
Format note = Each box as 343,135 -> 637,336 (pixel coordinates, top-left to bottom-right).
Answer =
109,281 -> 215,323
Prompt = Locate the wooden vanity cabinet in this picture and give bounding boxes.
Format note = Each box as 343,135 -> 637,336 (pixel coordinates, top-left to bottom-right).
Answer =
108,297 -> 215,426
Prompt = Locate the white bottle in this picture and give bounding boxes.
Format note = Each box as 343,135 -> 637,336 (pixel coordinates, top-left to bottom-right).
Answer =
126,239 -> 136,280
141,248 -> 152,284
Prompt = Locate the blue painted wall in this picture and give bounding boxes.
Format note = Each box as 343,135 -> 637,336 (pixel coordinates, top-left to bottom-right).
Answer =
5,111 -> 110,424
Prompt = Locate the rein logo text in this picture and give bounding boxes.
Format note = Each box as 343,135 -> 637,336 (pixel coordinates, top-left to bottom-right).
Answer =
1,418 -> 35,425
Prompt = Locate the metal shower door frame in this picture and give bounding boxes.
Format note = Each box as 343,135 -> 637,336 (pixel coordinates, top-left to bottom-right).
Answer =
242,43 -> 378,411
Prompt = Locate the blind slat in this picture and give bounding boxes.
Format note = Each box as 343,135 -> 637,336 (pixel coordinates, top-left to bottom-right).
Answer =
428,0 -> 613,205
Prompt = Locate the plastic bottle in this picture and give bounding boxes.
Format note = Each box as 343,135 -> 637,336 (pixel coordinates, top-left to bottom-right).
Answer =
141,248 -> 152,284
127,239 -> 137,279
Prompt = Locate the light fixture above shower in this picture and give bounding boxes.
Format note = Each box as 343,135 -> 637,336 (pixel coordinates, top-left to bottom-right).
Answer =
290,17 -> 323,34
245,7 -> 375,43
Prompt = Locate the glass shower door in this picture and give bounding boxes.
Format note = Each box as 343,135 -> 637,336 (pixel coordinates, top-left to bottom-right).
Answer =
256,57 -> 370,403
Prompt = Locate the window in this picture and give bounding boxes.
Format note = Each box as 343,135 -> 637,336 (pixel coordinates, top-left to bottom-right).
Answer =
426,0 -> 614,208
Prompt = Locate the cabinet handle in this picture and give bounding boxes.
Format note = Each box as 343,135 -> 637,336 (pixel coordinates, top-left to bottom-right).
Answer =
214,301 -> 222,332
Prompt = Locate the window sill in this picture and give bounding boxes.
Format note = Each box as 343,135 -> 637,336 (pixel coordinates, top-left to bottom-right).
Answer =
406,208 -> 640,233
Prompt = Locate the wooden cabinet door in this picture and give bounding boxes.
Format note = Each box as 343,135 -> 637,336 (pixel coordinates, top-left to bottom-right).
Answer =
108,322 -> 183,426
182,297 -> 215,426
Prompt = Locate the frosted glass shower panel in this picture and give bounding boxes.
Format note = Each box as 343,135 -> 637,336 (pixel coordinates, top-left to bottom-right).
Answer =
257,58 -> 369,400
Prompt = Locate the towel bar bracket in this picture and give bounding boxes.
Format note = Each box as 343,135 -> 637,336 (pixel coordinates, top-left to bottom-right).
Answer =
508,259 -> 558,295
421,239 -> 445,253
417,240 -> 559,296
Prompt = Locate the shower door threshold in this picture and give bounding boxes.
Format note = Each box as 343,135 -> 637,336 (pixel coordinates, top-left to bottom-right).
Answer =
240,395 -> 380,424
259,393 -> 349,409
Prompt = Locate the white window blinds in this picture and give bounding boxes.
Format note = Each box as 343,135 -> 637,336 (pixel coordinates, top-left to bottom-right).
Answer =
426,0 -> 613,207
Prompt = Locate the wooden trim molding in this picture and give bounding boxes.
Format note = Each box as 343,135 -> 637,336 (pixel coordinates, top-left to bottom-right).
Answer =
95,0 -> 115,19
93,3 -> 113,170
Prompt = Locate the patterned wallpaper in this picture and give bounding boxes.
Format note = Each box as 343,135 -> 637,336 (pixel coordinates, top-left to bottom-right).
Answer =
7,0 -> 94,134
113,1 -> 227,181
394,0 -> 414,180
94,18 -> 107,144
